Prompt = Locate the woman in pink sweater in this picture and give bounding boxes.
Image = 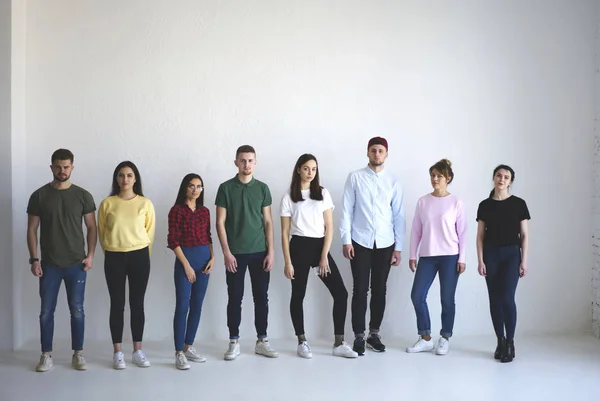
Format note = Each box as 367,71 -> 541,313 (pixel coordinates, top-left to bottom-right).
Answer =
406,159 -> 467,356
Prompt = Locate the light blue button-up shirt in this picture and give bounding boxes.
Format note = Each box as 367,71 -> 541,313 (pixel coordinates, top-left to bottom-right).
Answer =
340,166 -> 405,251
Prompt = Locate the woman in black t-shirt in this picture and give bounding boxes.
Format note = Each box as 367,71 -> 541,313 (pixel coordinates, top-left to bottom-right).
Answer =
476,164 -> 530,363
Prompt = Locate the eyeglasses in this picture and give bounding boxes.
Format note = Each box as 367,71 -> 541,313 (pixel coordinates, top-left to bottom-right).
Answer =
187,185 -> 204,191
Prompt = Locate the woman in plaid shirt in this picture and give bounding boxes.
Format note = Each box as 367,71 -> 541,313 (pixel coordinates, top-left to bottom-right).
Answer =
167,173 -> 214,370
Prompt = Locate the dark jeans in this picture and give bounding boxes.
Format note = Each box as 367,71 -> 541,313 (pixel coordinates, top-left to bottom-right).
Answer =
350,240 -> 394,335
104,247 -> 151,343
226,251 -> 269,339
410,255 -> 460,338
39,263 -> 86,352
173,245 -> 211,351
483,245 -> 521,340
289,236 -> 348,336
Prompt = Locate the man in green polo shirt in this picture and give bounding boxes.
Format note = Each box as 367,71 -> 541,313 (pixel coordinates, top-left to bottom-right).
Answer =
215,145 -> 278,361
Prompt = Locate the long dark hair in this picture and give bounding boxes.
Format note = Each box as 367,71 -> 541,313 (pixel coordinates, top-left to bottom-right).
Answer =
174,173 -> 205,209
290,154 -> 323,203
110,161 -> 144,196
489,164 -> 515,198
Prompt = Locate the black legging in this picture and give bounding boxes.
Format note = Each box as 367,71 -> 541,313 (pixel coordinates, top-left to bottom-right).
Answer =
104,247 -> 150,343
483,245 -> 521,341
289,236 -> 348,336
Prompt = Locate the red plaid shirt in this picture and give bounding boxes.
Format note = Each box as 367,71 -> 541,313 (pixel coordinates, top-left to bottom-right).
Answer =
167,204 -> 212,249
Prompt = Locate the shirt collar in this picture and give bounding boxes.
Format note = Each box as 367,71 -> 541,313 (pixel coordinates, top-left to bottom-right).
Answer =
363,165 -> 386,177
234,175 -> 256,187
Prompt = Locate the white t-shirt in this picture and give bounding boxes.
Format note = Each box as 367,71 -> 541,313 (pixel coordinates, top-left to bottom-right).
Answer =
280,188 -> 335,238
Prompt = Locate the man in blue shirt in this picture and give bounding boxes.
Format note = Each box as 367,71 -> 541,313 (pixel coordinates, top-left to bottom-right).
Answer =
340,137 -> 405,355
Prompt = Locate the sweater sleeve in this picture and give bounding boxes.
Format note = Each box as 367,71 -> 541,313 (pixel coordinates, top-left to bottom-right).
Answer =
145,200 -> 156,255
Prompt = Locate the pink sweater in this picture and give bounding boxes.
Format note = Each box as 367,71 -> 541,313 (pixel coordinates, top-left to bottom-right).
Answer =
409,194 -> 467,263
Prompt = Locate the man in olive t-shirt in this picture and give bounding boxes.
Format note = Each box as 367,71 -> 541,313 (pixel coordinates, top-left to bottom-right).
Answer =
215,145 -> 278,361
26,149 -> 97,373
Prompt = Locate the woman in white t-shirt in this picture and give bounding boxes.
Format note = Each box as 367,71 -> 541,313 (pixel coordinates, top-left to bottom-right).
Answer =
281,154 -> 357,359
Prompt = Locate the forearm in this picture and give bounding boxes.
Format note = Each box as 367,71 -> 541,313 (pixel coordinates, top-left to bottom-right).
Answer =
86,227 -> 98,257
27,229 -> 38,258
172,246 -> 190,267
476,236 -> 484,263
264,220 -> 274,255
216,223 -> 232,255
208,243 -> 214,260
520,234 -> 528,263
281,232 -> 292,265
321,226 -> 333,260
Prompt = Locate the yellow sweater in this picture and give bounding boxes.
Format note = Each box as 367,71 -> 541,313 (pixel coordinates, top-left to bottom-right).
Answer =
98,195 -> 156,254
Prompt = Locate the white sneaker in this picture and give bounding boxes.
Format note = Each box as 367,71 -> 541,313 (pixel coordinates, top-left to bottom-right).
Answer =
132,350 -> 151,367
184,346 -> 206,363
297,341 -> 312,359
113,352 -> 126,370
175,352 -> 190,370
332,342 -> 359,358
255,339 -> 279,358
435,338 -> 450,355
71,352 -> 87,371
36,354 -> 53,372
224,341 -> 240,361
406,337 -> 435,353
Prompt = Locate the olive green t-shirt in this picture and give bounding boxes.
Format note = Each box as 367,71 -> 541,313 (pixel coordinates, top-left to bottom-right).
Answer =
27,183 -> 96,268
215,176 -> 272,255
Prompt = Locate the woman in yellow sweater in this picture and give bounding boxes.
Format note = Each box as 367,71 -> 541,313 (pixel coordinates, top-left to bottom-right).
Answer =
98,161 -> 155,370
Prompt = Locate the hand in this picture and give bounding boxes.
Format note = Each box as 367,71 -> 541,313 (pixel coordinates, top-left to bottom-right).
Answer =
184,266 -> 196,283
224,252 -> 238,273
202,258 -> 214,274
409,259 -> 417,273
457,263 -> 466,274
342,244 -> 354,260
390,251 -> 401,266
519,262 -> 527,278
284,263 -> 294,280
477,262 -> 486,276
31,261 -> 42,277
263,252 -> 274,272
318,257 -> 330,277
82,254 -> 94,271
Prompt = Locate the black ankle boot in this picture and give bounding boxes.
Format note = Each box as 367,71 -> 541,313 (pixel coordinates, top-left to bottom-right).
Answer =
494,337 -> 505,360
500,339 -> 515,363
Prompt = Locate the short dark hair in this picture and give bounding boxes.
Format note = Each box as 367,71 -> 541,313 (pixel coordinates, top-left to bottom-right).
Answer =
110,161 -> 144,196
236,145 -> 256,158
51,149 -> 74,164
429,159 -> 454,184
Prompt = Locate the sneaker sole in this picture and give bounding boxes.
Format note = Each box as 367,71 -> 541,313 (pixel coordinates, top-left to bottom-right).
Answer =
366,343 -> 386,352
224,353 -> 240,361
255,352 -> 279,358
133,363 -> 151,368
406,347 -> 435,353
186,356 -> 207,363
176,365 -> 191,370
113,365 -> 126,370
72,365 -> 87,371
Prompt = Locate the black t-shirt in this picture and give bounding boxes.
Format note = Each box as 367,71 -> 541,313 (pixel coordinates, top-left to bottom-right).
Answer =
476,195 -> 530,247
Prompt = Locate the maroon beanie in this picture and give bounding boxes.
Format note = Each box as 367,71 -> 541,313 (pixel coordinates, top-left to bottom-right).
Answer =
367,136 -> 388,151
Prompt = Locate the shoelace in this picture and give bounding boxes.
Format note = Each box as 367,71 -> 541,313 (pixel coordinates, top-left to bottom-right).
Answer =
300,342 -> 311,353
176,353 -> 187,364
136,351 -> 147,362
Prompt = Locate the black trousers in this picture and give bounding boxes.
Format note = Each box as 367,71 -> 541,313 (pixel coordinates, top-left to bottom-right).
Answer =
104,247 -> 150,343
350,241 -> 394,335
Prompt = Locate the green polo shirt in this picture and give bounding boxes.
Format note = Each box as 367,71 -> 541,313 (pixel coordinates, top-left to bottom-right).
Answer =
215,176 -> 272,255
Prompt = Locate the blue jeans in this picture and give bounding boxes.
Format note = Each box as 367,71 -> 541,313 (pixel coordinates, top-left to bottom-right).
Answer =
410,255 -> 460,338
226,251 -> 269,340
39,263 -> 87,352
483,245 -> 521,340
173,245 -> 211,351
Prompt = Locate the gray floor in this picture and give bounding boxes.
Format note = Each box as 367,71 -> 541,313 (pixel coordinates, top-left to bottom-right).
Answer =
1,334 -> 599,401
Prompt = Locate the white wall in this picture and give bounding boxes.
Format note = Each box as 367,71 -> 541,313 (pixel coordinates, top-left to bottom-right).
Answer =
593,0 -> 600,339
12,0 -> 596,349
0,0 -> 14,351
